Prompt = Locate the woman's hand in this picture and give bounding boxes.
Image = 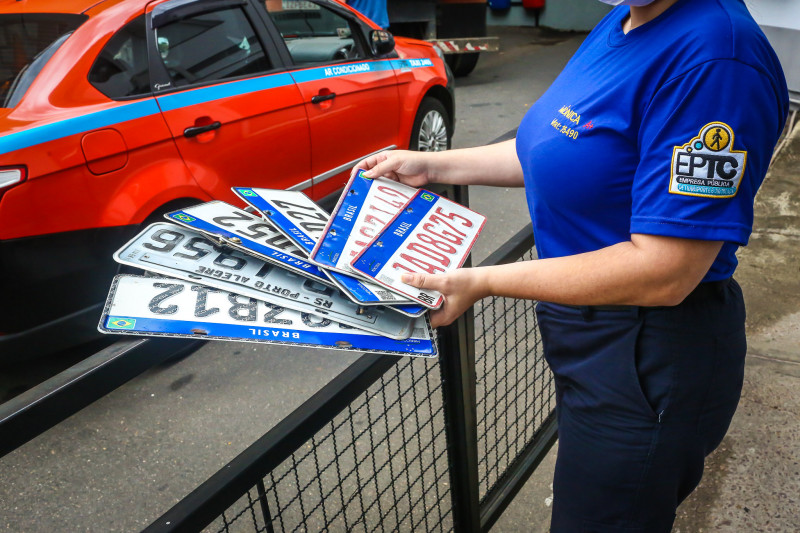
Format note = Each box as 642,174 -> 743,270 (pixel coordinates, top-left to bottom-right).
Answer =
401,268 -> 490,328
351,140 -> 525,188
351,149 -> 434,188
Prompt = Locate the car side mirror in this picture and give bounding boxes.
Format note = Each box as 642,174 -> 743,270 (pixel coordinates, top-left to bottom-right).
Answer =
369,29 -> 395,56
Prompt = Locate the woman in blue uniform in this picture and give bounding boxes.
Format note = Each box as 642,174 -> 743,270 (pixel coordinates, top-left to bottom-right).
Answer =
355,0 -> 789,530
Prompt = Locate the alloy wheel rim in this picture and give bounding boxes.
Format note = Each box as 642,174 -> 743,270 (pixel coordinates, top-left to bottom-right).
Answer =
418,111 -> 448,151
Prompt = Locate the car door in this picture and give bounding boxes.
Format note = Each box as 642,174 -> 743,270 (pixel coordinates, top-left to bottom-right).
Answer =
258,0 -> 401,200
147,0 -> 313,201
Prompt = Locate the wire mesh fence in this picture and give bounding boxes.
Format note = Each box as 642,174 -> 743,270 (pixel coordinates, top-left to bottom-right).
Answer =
202,357 -> 452,533
475,249 -> 555,501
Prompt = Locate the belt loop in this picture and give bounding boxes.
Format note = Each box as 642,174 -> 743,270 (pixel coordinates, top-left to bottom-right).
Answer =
580,306 -> 593,320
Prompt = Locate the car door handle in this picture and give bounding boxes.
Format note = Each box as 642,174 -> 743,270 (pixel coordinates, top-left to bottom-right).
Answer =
184,121 -> 221,138
311,93 -> 336,104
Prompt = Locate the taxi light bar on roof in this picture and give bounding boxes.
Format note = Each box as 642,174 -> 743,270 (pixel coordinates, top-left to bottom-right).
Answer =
0,167 -> 25,199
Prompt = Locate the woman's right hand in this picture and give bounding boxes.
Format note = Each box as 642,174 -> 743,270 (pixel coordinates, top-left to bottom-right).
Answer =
350,149 -> 435,188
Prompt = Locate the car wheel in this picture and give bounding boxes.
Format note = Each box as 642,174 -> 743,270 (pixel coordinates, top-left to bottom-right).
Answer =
445,52 -> 480,77
410,97 -> 451,152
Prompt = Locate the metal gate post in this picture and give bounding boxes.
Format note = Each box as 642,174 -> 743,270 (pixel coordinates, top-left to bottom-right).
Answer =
439,309 -> 480,532
439,183 -> 481,533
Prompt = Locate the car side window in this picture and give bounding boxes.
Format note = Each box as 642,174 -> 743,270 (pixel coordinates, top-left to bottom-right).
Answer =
154,6 -> 271,88
88,15 -> 149,99
263,0 -> 365,65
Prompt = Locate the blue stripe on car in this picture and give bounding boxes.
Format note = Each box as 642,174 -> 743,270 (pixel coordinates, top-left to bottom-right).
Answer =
390,58 -> 434,69
156,72 -> 296,112
0,58 -> 435,155
289,60 -> 395,84
0,99 -> 161,155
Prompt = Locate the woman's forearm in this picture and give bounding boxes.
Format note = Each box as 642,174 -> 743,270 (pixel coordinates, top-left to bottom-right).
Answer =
356,139 -> 524,188
427,139 -> 525,187
480,235 -> 723,307
402,234 -> 723,327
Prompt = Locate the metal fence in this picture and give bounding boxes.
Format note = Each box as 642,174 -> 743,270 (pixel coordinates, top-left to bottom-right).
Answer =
0,188 -> 557,532
475,249 -> 556,502
143,221 -> 557,533
170,355 -> 452,533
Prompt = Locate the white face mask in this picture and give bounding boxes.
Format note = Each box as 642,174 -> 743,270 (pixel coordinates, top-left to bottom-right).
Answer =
597,0 -> 657,5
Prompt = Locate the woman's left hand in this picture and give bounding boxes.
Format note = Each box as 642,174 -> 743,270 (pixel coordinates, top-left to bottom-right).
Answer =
401,268 -> 489,328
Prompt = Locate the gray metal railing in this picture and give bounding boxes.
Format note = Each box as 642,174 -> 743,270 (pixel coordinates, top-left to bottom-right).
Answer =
0,186 -> 557,533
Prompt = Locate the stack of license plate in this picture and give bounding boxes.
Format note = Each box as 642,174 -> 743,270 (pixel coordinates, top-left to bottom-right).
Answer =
99,170 -> 486,357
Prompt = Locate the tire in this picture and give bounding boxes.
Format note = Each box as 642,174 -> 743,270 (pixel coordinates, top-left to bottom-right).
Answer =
445,52 -> 480,77
409,97 -> 452,152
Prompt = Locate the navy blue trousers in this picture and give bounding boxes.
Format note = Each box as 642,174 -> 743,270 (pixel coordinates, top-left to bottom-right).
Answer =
536,279 -> 746,532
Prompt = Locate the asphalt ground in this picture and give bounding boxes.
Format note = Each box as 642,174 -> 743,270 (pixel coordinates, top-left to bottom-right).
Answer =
0,27 -> 581,532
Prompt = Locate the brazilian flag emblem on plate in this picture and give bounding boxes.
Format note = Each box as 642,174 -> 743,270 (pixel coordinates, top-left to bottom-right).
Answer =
239,189 -> 257,197
173,213 -> 196,223
421,193 -> 435,202
107,317 -> 136,330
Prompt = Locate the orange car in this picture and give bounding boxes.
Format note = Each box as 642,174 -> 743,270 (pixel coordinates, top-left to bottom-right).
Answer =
0,0 -> 454,360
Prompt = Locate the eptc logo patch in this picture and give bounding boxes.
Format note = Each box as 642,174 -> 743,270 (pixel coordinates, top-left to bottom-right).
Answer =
670,122 -> 746,198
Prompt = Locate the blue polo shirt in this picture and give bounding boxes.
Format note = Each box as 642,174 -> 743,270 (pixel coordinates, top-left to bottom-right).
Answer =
516,0 -> 788,281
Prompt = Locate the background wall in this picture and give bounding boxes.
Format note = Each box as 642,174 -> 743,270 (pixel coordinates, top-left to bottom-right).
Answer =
745,0 -> 800,30
744,0 -> 800,104
486,0 -> 611,31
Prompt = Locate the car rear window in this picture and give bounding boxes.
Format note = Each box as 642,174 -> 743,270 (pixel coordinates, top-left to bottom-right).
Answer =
0,13 -> 87,108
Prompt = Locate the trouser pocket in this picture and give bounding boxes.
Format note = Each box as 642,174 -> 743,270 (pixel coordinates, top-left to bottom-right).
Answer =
536,303 -> 663,423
